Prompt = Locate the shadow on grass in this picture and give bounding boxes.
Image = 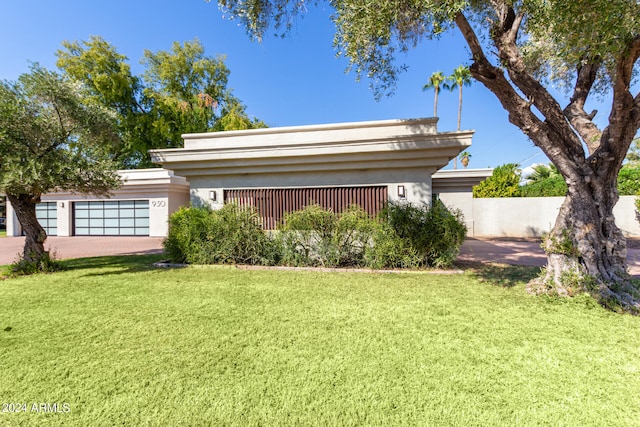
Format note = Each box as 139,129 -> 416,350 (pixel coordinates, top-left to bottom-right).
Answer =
62,254 -> 167,277
457,261 -> 541,287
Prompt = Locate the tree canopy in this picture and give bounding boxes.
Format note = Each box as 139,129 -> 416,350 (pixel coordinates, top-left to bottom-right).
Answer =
57,37 -> 266,168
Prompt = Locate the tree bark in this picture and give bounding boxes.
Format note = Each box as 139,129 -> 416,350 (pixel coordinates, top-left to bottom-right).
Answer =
7,194 -> 48,263
530,164 -> 639,311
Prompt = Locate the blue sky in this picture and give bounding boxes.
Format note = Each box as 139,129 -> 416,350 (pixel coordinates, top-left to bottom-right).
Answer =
0,1 -> 617,170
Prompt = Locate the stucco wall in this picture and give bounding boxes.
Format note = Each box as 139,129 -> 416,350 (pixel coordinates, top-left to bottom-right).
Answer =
188,169 -> 434,209
462,196 -> 640,238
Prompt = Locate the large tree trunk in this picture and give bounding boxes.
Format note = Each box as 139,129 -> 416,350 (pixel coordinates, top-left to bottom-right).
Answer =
529,166 -> 639,311
7,194 -> 48,263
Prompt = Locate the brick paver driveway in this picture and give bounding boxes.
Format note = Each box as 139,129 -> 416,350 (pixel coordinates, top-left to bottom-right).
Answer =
2,235 -> 639,276
0,236 -> 164,265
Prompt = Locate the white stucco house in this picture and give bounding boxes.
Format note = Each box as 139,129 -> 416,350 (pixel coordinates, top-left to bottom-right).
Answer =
5,118 -> 490,237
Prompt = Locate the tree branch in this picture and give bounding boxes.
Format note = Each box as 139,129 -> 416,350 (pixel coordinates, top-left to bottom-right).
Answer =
600,35 -> 640,165
454,11 -> 583,175
490,6 -> 582,153
564,61 -> 603,154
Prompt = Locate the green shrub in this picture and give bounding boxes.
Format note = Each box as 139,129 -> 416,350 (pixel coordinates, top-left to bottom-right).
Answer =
11,251 -> 63,276
617,166 -> 640,195
382,201 -> 467,268
164,204 -> 275,265
365,223 -> 421,269
165,200 -> 466,270
520,175 -> 567,197
472,163 -> 521,198
277,204 -> 377,267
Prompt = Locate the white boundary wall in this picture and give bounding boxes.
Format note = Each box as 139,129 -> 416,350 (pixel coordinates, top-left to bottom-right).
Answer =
462,196 -> 640,238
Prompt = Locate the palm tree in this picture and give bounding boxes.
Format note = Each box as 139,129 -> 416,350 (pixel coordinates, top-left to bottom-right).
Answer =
526,163 -> 560,183
447,65 -> 472,131
422,71 -> 448,117
459,151 -> 472,168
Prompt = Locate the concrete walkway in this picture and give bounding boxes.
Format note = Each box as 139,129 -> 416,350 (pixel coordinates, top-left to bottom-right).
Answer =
1,235 -> 640,276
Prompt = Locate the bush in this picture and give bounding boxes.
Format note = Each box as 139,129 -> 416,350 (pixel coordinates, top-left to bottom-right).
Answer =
277,204 -> 378,267
473,163 -> 521,198
11,251 -> 63,276
382,201 -> 467,268
520,175 -> 567,197
164,204 -> 276,265
617,166 -> 640,196
165,200 -> 467,269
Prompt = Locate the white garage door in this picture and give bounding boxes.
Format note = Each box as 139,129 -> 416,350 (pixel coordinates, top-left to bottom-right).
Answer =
74,200 -> 149,236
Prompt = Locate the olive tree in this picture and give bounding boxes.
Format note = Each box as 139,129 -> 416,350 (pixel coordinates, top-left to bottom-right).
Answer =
0,66 -> 120,265
213,0 -> 640,310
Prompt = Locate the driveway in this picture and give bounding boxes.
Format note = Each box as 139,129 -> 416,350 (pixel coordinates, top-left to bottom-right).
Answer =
458,237 -> 640,277
2,235 -> 640,277
0,236 -> 164,265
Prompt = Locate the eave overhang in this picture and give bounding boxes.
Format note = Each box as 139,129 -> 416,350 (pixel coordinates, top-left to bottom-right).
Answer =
150,118 -> 474,178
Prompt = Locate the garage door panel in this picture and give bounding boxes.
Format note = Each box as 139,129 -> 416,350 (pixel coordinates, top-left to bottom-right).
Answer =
36,202 -> 57,236
73,200 -> 149,236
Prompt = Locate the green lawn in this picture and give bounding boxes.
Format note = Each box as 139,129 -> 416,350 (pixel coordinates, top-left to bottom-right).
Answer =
1,256 -> 639,426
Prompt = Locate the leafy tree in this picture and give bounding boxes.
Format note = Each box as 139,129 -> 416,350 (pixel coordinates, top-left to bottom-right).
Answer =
447,65 -> 472,131
0,66 -> 120,265
57,37 -> 266,168
422,71 -> 447,117
472,164 -> 521,198
216,0 -> 640,310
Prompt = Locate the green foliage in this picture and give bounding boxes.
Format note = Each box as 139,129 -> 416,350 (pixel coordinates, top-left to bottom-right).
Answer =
57,37 -> 266,168
543,230 -> 580,258
11,251 -> 63,276
626,138 -> 640,167
473,164 -> 521,198
165,201 -> 467,269
617,166 -> 640,196
0,65 -> 121,197
520,174 -> 567,197
164,204 -> 275,265
383,201 -> 467,268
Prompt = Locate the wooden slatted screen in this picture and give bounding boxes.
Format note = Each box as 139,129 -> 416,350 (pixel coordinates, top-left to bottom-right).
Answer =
224,186 -> 388,230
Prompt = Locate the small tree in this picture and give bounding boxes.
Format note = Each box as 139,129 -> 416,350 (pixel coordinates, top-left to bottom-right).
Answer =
0,66 -> 120,266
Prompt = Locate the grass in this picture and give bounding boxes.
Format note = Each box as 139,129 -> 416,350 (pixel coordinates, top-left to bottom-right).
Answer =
1,255 -> 640,426
0,230 -> 6,237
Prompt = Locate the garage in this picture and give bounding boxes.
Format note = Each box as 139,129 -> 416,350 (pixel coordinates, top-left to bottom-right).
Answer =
73,200 -> 150,236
